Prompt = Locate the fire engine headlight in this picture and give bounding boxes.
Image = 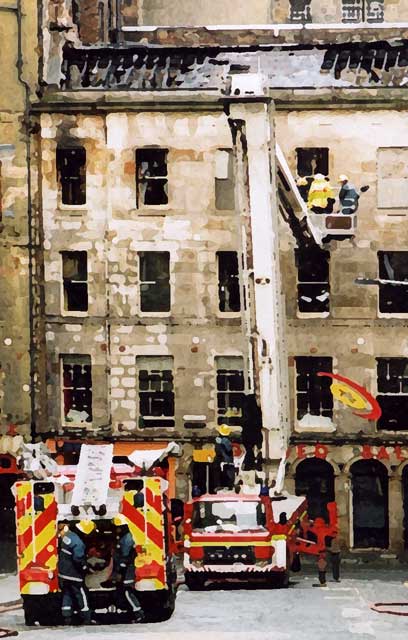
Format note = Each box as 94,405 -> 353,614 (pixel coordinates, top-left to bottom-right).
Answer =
184,538 -> 191,548
48,571 -> 54,580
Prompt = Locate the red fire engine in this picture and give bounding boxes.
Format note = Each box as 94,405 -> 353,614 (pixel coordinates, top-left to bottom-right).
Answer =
183,490 -> 338,589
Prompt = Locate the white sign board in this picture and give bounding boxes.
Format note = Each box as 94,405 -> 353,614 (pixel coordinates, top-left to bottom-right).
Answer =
71,444 -> 113,507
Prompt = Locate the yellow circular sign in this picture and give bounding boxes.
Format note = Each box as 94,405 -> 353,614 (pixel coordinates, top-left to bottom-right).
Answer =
330,382 -> 367,410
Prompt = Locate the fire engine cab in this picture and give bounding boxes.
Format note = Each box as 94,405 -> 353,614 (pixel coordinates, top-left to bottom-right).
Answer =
183,490 -> 338,590
14,443 -> 182,625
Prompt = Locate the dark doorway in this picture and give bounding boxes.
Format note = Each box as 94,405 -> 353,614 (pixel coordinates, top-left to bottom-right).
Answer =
0,473 -> 17,572
402,465 -> 408,549
351,459 -> 388,549
295,458 -> 335,522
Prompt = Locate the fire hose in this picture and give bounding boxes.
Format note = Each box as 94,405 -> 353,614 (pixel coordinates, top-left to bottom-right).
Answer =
371,602 -> 408,617
0,600 -> 21,637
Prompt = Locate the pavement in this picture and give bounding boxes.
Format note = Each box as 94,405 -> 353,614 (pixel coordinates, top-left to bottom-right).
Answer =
2,568 -> 408,639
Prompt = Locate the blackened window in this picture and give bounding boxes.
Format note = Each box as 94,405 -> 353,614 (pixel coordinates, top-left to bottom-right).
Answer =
296,148 -> 329,201
62,251 -> 88,312
56,147 -> 86,205
216,356 -> 245,427
136,149 -> 168,207
62,355 -> 92,425
295,357 -> 333,421
139,252 -> 170,313
215,149 -> 235,210
296,249 -> 330,314
289,0 -> 312,23
376,358 -> 408,430
217,252 -> 241,313
136,356 -> 175,428
342,0 -> 384,22
378,251 -> 408,314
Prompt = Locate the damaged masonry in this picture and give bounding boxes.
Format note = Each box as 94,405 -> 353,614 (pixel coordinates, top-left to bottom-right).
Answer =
4,0 -> 408,579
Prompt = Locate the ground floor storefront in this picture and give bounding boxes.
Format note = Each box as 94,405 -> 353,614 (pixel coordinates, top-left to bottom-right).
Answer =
286,441 -> 408,557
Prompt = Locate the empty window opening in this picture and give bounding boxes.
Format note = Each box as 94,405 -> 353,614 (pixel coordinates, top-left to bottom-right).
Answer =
296,249 -> 330,314
295,356 -> 333,426
62,251 -> 88,312
136,148 -> 168,207
215,149 -> 235,211
216,356 -> 245,428
139,251 -> 170,313
342,0 -> 384,23
296,148 -> 329,201
217,251 -> 241,313
376,357 -> 408,431
351,459 -> 388,549
378,251 -> 408,314
136,356 -> 175,428
56,147 -> 86,206
62,355 -> 92,425
295,458 -> 335,522
289,0 -> 312,22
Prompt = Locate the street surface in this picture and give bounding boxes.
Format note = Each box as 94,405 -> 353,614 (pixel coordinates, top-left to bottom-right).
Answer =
1,569 -> 408,640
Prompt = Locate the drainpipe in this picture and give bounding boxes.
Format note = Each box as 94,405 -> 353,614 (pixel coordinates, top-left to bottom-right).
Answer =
16,0 -> 37,443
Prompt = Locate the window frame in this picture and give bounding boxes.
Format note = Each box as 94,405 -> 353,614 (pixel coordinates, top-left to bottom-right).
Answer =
215,148 -> 235,212
341,0 -> 384,23
136,148 -> 169,210
56,146 -> 87,209
60,354 -> 92,428
295,248 -> 330,318
138,251 -> 171,317
61,251 -> 89,317
136,356 -> 175,429
217,251 -> 241,316
294,356 -> 335,432
376,357 -> 408,432
295,147 -> 329,202
215,355 -> 245,429
377,251 -> 408,318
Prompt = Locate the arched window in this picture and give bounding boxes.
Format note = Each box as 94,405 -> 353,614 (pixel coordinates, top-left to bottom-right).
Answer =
350,459 -> 388,549
295,458 -> 335,522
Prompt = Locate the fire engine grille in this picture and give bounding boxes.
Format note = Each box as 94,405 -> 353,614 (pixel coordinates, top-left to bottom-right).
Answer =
203,546 -> 255,565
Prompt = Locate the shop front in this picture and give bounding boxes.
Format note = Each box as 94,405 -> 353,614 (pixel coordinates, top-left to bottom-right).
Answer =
286,442 -> 408,557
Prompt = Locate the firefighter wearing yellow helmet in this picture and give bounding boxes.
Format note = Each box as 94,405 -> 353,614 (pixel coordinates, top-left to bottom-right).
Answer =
58,520 -> 96,625
101,514 -> 144,622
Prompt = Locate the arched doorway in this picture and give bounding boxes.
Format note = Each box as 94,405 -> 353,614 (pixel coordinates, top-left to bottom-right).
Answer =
402,465 -> 408,549
295,458 -> 335,522
350,459 -> 388,549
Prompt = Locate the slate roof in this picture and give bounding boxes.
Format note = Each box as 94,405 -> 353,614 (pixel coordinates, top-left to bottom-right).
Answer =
61,39 -> 408,91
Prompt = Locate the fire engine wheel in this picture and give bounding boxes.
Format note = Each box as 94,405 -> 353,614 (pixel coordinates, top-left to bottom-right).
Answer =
267,570 -> 289,589
139,588 -> 176,622
184,573 -> 206,591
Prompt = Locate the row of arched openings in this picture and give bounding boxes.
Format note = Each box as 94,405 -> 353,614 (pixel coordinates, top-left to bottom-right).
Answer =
295,458 -> 390,549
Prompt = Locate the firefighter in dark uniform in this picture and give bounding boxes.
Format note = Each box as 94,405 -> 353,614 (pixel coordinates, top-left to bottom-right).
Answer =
110,514 -> 144,622
58,519 -> 95,625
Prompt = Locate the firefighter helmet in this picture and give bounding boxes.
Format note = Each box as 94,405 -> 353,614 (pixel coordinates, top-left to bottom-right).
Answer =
76,520 -> 96,535
216,424 -> 233,437
113,513 -> 129,527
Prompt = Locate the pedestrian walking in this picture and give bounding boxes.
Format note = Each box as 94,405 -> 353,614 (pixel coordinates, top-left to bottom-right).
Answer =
327,534 -> 341,582
58,519 -> 95,625
102,514 -> 144,622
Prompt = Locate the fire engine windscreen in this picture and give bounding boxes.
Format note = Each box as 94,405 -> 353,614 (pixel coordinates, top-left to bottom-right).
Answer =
192,501 -> 266,532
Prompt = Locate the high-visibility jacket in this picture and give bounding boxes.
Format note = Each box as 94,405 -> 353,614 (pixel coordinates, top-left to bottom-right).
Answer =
58,530 -> 88,583
113,531 -> 136,585
307,178 -> 335,210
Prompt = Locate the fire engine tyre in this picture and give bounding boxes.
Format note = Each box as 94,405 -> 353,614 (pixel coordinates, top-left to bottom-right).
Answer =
184,572 -> 206,591
139,588 -> 176,622
22,594 -> 62,626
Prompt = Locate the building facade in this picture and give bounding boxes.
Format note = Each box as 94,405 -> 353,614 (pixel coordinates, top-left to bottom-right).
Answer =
3,0 -> 405,560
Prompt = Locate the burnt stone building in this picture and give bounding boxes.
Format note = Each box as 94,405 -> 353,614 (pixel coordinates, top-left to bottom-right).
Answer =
5,0 -> 408,559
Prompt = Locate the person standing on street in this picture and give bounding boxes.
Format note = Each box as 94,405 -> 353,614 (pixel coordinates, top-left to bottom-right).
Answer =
327,533 -> 341,582
103,514 -> 144,622
58,519 -> 95,625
